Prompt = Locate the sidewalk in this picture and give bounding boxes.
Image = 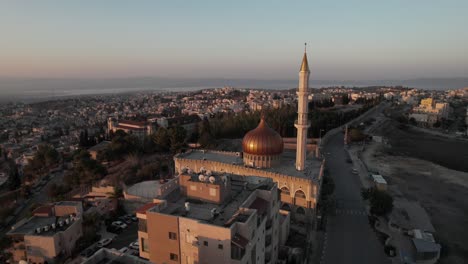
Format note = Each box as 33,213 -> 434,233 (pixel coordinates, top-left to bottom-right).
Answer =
346,145 -> 372,189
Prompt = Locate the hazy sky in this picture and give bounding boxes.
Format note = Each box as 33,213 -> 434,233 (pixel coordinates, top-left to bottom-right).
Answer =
1,0 -> 467,80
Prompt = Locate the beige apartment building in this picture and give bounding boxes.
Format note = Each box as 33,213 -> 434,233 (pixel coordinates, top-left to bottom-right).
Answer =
136,173 -> 290,264
7,201 -> 83,264
410,98 -> 450,126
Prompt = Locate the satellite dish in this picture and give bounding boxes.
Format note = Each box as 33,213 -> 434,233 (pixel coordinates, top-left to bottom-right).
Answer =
209,176 -> 215,184
198,175 -> 205,182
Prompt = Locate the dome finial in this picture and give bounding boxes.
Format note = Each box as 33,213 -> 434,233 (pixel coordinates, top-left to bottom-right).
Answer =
304,42 -> 307,53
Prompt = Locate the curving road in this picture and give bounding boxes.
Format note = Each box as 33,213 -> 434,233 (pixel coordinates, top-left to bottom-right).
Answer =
320,131 -> 390,264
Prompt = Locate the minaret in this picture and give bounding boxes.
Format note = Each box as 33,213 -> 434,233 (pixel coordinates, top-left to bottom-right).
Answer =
295,44 -> 310,171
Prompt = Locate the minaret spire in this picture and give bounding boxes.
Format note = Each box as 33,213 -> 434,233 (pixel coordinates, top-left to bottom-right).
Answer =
300,43 -> 310,72
295,45 -> 311,171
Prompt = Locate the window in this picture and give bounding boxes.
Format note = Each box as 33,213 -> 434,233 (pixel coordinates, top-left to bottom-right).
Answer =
169,232 -> 177,240
190,185 -> 197,191
170,253 -> 178,261
209,188 -> 217,197
218,244 -> 223,249
203,241 -> 208,246
141,237 -> 149,252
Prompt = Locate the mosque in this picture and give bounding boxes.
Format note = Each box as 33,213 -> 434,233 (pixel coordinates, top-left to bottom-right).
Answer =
174,49 -> 324,221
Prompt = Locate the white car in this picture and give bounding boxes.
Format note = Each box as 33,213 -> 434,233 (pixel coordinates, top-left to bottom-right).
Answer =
112,221 -> 127,229
97,238 -> 113,248
129,241 -> 139,250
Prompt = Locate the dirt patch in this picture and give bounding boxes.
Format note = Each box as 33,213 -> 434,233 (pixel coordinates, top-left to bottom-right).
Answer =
363,143 -> 468,264
373,119 -> 468,172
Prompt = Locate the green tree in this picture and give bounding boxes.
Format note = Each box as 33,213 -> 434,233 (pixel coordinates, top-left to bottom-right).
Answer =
362,188 -> 394,216
153,127 -> 170,151
198,118 -> 214,147
65,149 -> 107,185
349,128 -> 366,142
168,126 -> 187,153
321,176 -> 335,197
108,186 -> 124,199
106,130 -> 139,159
23,144 -> 60,180
7,161 -> 21,190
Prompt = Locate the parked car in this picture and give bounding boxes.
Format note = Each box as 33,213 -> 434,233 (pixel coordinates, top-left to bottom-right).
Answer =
112,221 -> 127,229
351,168 -> 358,174
80,247 -> 98,257
129,241 -> 139,250
118,247 -> 130,253
106,225 -> 123,234
119,216 -> 132,225
128,249 -> 139,256
97,238 -> 113,248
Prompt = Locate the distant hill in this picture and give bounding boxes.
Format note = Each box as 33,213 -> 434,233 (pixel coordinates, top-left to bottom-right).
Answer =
0,77 -> 467,102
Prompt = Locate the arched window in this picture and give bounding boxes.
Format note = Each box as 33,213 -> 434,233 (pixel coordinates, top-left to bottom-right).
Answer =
294,189 -> 306,199
296,207 -> 306,215
280,186 -> 290,195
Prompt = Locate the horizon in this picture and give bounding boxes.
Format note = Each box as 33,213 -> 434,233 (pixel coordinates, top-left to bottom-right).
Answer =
1,1 -> 468,82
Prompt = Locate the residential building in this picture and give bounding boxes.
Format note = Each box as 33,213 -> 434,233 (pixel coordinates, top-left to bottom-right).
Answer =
136,173 -> 290,264
7,201 -> 83,264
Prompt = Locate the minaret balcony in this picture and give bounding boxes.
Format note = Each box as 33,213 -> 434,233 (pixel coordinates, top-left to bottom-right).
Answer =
294,119 -> 310,127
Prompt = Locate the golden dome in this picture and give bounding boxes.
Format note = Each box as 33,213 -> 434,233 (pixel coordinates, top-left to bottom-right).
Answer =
242,118 -> 284,156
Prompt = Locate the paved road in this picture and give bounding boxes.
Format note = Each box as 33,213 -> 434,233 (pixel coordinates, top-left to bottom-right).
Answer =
106,222 -> 138,250
321,132 -> 390,264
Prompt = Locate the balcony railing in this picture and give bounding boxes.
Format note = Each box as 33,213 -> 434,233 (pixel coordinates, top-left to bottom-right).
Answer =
294,119 -> 310,127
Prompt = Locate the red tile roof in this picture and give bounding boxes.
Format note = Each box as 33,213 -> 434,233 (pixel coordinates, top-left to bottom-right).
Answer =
119,120 -> 147,126
116,124 -> 146,131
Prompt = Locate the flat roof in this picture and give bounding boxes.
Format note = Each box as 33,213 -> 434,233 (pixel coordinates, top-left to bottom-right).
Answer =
150,175 -> 274,227
176,149 -> 322,180
127,180 -> 163,199
56,201 -> 82,206
88,141 -> 111,152
7,215 -> 76,237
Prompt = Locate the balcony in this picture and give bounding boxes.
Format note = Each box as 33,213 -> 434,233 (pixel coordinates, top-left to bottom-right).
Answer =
231,244 -> 246,261
294,119 -> 310,127
265,235 -> 272,247
266,219 -> 272,231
